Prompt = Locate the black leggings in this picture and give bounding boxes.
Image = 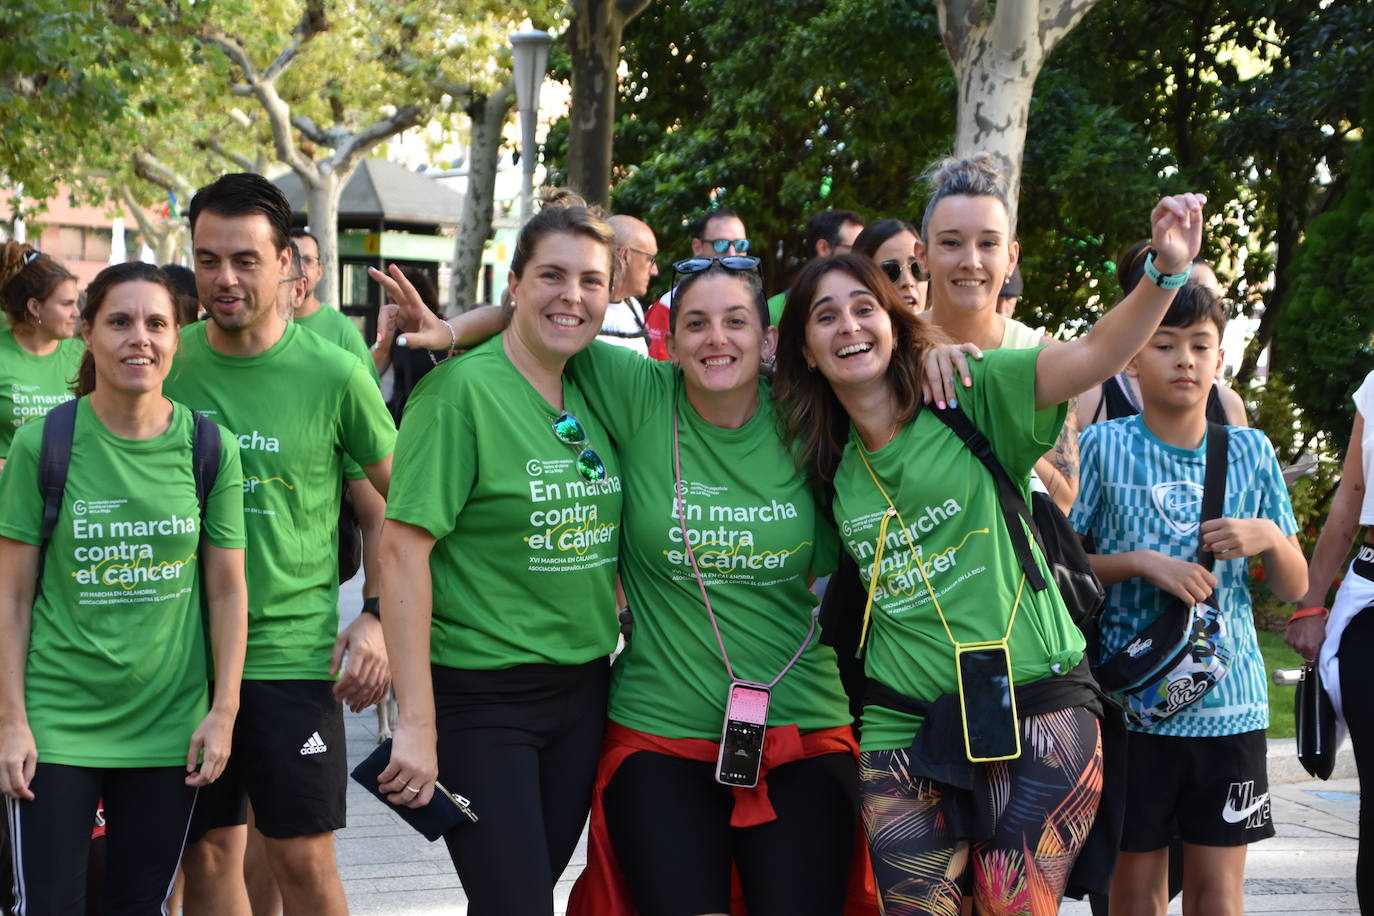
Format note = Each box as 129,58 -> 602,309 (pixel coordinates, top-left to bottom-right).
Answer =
1340,608 -> 1374,912
5,763 -> 195,916
431,659 -> 609,916
602,751 -> 858,916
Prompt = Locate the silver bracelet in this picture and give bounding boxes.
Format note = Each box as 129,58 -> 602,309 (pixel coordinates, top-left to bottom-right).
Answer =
428,320 -> 458,366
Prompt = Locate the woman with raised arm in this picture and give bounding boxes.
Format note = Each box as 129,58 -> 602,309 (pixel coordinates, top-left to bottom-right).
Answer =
0,242 -> 82,472
772,154 -> 1204,916
0,261 -> 247,913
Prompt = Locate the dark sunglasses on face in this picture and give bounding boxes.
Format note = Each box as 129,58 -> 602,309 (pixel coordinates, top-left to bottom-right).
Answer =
701,237 -> 750,255
880,258 -> 919,284
550,412 -> 607,483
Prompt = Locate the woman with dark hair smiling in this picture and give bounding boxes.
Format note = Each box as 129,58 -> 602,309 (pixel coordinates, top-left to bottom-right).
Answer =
772,154 -> 1205,914
0,261 -> 247,914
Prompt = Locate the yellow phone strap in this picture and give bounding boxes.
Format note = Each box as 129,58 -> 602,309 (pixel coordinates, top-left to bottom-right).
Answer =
855,447 -> 1024,653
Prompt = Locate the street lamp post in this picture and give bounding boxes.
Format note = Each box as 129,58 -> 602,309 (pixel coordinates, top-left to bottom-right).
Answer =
510,29 -> 553,226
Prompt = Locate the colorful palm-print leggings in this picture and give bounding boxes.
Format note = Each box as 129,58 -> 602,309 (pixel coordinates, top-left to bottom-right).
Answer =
860,705 -> 1102,916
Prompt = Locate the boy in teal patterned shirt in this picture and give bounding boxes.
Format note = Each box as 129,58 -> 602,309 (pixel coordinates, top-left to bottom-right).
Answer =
1070,282 -> 1307,915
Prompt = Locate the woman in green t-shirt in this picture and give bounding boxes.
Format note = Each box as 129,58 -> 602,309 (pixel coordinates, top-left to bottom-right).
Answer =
772,155 -> 1207,916
376,190 -> 625,915
0,261 -> 248,914
0,242 -> 84,471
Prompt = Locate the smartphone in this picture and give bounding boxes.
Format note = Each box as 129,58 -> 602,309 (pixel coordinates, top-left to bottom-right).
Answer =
716,682 -> 770,788
956,644 -> 1021,763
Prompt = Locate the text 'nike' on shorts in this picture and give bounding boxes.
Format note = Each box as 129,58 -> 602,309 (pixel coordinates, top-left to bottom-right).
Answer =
1118,728 -> 1274,851
188,680 -> 347,842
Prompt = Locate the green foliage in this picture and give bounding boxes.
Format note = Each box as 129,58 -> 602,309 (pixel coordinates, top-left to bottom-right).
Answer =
547,0 -> 953,293
0,0 -> 207,209
1272,83 -> 1374,446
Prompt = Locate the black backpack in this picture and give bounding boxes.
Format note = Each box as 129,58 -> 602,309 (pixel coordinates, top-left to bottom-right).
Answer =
37,398 -> 221,582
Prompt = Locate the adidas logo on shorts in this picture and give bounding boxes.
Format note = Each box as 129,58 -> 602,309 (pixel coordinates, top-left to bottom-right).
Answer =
300,731 -> 328,756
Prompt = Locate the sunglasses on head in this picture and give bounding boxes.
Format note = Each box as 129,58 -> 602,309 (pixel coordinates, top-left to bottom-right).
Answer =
550,412 -> 607,483
670,256 -> 760,287
21,249 -> 40,267
701,237 -> 750,255
879,258 -> 919,284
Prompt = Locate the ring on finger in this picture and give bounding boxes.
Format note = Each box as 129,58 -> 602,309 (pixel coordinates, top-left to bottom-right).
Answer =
404,784 -> 420,795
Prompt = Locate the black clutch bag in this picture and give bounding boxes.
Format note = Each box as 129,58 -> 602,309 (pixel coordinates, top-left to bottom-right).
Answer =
350,739 -> 478,841
1295,663 -> 1337,781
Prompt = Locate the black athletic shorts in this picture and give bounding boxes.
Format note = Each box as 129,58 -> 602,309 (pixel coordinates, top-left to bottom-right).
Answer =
189,680 -> 347,842
1119,728 -> 1274,851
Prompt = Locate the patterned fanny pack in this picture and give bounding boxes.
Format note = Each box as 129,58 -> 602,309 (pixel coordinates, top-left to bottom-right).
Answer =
1093,600 -> 1233,728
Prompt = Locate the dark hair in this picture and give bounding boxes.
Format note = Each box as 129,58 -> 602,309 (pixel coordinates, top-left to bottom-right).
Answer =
1,242 -> 74,327
919,153 -> 1011,241
851,218 -> 918,260
286,241 -> 303,281
75,262 -> 179,396
689,207 -> 743,241
189,173 -> 294,254
774,254 -> 949,489
1116,239 -> 1215,298
159,264 -> 199,326
400,267 -> 441,316
805,209 -> 863,257
508,187 -> 616,295
1159,282 -> 1227,337
669,264 -> 769,334
289,227 -> 319,249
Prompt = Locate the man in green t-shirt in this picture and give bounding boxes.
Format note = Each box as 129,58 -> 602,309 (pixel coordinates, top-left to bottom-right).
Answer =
166,173 -> 396,916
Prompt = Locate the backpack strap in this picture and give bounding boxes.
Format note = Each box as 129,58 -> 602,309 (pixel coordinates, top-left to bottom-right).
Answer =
36,398 -> 79,586
932,405 -> 1049,592
1196,422 -> 1229,587
1091,422 -> 1230,691
190,411 -> 222,523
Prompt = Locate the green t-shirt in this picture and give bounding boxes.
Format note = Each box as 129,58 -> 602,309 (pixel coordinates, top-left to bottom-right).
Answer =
164,321 -> 397,680
0,327 -> 84,458
297,307 -> 381,480
297,305 -> 379,384
766,291 -> 787,327
568,342 -> 850,739
386,335 -> 622,670
831,347 -> 1083,751
0,399 -> 245,767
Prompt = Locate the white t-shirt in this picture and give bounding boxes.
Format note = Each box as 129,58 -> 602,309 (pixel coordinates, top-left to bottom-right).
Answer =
1354,371 -> 1374,524
598,298 -> 649,358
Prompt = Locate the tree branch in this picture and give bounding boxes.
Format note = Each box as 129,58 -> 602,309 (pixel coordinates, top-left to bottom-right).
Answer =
332,105 -> 425,175
939,0 -> 993,62
202,28 -> 317,180
263,38 -> 303,83
291,115 -> 330,145
131,151 -> 194,198
118,184 -> 166,245
198,137 -> 258,173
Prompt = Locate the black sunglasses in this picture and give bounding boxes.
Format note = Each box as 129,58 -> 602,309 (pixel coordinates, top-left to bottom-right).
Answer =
701,237 -> 750,255
670,256 -> 760,288
879,258 -> 919,284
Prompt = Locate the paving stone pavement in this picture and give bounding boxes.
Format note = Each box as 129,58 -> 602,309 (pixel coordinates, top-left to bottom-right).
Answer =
334,579 -> 1361,914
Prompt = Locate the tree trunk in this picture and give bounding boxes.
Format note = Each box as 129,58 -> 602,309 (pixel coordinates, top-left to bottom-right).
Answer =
452,85 -> 515,311
939,0 -> 1100,233
565,0 -> 651,208
304,170 -> 345,306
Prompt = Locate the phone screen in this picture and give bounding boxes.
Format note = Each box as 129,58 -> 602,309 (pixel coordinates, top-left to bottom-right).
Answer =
716,683 -> 770,787
957,646 -> 1020,762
